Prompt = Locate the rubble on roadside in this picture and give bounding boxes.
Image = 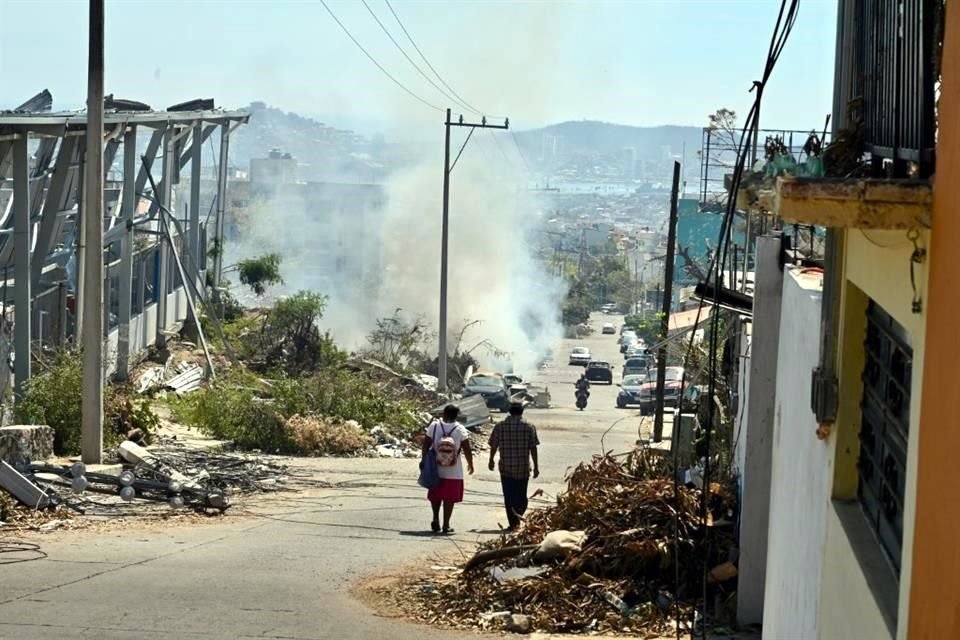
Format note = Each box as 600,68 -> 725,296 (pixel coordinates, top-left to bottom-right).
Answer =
137,361 -> 205,396
403,451 -> 738,636
0,436 -> 329,533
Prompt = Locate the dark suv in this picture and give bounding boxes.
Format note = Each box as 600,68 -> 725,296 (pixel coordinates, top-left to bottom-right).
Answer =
584,361 -> 614,384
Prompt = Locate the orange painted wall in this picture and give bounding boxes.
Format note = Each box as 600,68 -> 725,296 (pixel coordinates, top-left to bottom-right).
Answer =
908,2 -> 960,638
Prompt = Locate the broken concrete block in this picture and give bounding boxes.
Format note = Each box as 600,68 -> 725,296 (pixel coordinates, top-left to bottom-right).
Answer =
506,614 -> 531,634
0,460 -> 50,508
0,425 -> 55,466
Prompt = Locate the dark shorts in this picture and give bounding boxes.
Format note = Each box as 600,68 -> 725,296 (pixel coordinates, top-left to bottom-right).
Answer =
427,478 -> 464,503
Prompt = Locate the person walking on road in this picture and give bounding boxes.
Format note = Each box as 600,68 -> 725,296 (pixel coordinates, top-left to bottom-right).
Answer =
423,404 -> 474,535
488,402 -> 540,531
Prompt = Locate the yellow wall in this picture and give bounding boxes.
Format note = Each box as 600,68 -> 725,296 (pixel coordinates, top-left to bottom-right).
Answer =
819,229 -> 928,640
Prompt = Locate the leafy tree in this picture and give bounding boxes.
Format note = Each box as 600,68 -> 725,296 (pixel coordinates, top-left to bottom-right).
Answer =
364,310 -> 431,371
237,253 -> 283,297
255,291 -> 344,375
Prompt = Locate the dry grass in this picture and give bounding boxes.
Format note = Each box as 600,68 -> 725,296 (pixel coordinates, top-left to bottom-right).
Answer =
285,414 -> 373,456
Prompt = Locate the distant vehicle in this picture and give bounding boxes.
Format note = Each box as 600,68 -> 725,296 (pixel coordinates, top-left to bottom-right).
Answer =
619,330 -> 637,344
568,346 -> 592,366
503,373 -> 527,397
625,345 -> 648,360
584,361 -> 614,384
620,335 -> 638,354
616,374 -> 649,408
463,373 -> 510,412
601,303 -> 616,314
623,356 -> 651,378
635,366 -> 685,415
601,323 -> 616,334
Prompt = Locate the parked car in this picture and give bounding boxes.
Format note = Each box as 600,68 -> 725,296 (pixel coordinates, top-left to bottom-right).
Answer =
620,335 -> 638,354
463,373 -> 510,411
568,346 -> 592,366
503,373 -> 527,397
601,303 -> 616,314
623,356 -> 651,378
584,361 -> 614,384
602,323 -> 616,334
635,366 -> 685,415
616,374 -> 649,408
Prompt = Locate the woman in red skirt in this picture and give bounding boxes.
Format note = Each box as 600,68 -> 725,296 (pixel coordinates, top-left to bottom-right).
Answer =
423,404 -> 474,535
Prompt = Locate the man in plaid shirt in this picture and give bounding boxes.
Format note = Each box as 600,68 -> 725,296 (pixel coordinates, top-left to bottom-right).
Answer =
488,402 -> 540,530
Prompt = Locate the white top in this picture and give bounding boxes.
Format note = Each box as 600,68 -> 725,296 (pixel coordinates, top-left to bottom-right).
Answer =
427,420 -> 470,480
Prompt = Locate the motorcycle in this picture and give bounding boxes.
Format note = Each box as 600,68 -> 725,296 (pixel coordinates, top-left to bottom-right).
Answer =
575,386 -> 590,411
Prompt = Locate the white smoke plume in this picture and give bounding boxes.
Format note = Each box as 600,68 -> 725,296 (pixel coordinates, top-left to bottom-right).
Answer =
227,141 -> 567,377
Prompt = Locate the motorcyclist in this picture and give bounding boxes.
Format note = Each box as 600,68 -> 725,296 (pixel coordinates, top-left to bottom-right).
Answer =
575,374 -> 591,394
574,374 -> 590,410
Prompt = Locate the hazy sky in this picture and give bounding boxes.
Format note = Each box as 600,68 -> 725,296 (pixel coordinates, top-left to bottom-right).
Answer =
0,0 -> 838,135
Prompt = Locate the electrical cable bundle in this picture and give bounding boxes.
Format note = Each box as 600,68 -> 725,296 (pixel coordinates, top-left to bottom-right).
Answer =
669,1 -> 800,637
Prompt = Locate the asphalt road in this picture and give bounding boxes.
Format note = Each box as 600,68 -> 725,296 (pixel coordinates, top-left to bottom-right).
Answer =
0,314 -> 649,640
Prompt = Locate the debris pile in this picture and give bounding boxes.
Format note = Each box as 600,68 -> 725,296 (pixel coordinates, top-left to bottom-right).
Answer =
138,361 -> 204,395
0,438 -> 323,530
343,358 -> 441,406
407,452 -> 737,635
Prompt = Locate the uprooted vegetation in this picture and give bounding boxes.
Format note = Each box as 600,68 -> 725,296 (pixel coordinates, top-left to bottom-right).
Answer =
15,349 -> 160,455
169,368 -> 427,455
172,280 -> 436,456
399,452 -> 738,636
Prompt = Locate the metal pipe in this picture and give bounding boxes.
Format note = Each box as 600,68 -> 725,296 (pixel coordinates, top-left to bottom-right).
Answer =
81,0 -> 105,464
212,122 -> 230,298
115,125 -> 136,381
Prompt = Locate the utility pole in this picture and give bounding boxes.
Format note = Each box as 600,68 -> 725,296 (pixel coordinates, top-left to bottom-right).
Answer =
81,0 -> 105,464
438,108 -> 509,393
653,161 -> 681,443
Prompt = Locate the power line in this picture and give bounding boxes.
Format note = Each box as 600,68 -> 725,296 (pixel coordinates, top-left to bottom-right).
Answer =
319,0 -> 443,112
509,130 -> 533,175
488,129 -> 518,173
361,0 -> 477,115
383,0 -> 503,119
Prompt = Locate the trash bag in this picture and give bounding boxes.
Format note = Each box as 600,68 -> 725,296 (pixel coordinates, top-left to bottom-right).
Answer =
418,448 -> 440,489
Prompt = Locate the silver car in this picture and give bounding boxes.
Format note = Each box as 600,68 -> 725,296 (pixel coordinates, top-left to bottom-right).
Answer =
568,346 -> 591,366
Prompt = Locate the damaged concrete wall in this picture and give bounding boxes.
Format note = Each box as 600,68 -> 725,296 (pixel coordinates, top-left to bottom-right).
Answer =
0,425 -> 54,466
762,267 -> 831,639
736,234 -> 784,625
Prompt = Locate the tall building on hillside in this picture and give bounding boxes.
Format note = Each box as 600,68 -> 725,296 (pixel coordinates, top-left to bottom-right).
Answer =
250,149 -> 297,192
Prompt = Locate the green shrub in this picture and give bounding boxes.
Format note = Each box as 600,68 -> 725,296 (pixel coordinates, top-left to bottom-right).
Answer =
169,375 -> 295,453
15,350 -> 159,455
171,368 -> 425,453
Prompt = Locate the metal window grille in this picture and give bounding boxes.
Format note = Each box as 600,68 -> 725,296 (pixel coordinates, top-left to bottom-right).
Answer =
859,300 -> 912,575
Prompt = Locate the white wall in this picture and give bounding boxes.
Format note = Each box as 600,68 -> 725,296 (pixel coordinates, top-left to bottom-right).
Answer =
763,268 -> 833,639
733,320 -> 751,479
736,235 -> 784,625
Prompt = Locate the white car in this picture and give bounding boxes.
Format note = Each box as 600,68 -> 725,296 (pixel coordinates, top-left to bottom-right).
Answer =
568,346 -> 592,366
602,323 -> 616,334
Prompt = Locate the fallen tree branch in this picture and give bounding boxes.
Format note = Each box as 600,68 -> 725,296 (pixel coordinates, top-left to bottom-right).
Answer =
463,544 -> 538,571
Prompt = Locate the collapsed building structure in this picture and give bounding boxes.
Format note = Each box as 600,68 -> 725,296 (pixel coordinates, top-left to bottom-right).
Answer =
0,91 -> 248,417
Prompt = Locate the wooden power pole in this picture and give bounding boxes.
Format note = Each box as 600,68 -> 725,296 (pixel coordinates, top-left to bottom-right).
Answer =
438,109 -> 509,393
653,161 -> 681,443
